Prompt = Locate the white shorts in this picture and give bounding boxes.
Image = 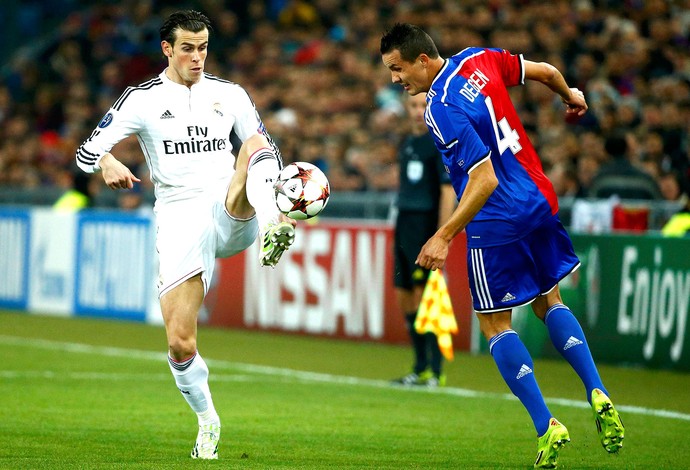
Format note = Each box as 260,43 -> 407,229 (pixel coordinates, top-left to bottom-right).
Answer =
155,197 -> 258,298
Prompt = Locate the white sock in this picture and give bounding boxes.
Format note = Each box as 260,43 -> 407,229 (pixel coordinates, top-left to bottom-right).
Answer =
168,352 -> 219,425
246,149 -> 281,231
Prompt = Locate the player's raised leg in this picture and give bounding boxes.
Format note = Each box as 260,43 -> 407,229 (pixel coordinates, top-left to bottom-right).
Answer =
225,134 -> 295,267
161,274 -> 220,459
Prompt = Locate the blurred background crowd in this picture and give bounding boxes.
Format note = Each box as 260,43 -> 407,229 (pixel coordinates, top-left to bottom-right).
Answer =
0,0 -> 689,211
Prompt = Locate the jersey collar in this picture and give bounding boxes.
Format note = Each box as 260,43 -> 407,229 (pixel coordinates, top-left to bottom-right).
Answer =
160,68 -> 206,89
429,59 -> 449,91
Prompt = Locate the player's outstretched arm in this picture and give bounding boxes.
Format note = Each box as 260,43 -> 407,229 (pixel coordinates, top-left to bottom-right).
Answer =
523,60 -> 588,116
99,153 -> 141,190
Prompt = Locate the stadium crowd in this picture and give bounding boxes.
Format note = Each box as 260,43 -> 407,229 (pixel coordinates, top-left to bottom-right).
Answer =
0,0 -> 689,206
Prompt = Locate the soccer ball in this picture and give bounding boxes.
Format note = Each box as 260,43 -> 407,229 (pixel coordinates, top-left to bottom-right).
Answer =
274,162 -> 330,220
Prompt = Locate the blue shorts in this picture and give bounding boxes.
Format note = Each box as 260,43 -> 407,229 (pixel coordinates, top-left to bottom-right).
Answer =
467,215 -> 579,313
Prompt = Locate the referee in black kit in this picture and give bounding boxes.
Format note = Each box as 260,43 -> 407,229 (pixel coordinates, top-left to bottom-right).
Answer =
391,92 -> 456,387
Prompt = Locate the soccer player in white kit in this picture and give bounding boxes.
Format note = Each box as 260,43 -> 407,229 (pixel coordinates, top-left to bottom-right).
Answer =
75,10 -> 296,459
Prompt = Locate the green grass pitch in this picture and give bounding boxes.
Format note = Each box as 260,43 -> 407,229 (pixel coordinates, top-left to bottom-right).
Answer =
1,310 -> 689,469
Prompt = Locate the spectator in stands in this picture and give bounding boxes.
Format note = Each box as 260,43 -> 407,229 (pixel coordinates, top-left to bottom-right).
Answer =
661,193 -> 690,237
658,171 -> 684,202
53,168 -> 94,211
576,153 -> 600,198
548,162 -> 580,202
2,0 -> 690,212
589,131 -> 661,200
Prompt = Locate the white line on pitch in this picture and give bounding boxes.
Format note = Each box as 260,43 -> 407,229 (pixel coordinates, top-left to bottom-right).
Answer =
2,334 -> 689,422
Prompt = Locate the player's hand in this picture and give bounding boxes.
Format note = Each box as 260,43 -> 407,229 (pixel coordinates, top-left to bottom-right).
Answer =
415,234 -> 449,271
563,87 -> 587,116
100,153 -> 141,190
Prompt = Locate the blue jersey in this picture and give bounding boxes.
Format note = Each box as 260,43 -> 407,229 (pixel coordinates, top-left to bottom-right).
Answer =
425,48 -> 559,248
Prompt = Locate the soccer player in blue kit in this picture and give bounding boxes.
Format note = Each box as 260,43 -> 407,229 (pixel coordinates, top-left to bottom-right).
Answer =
381,23 -> 624,468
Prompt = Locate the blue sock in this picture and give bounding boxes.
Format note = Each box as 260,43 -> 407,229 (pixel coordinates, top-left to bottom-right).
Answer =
489,330 -> 551,436
545,304 -> 607,402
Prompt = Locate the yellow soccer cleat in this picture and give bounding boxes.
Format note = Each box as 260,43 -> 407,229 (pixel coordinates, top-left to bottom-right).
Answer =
534,418 -> 570,469
591,388 -> 625,453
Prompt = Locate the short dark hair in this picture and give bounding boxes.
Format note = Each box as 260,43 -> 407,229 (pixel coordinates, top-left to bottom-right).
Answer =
159,10 -> 213,46
604,131 -> 628,158
380,23 -> 439,62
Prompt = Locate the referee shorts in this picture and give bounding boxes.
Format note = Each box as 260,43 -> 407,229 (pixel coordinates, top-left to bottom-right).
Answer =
394,210 -> 438,290
467,215 -> 579,313
155,197 -> 258,298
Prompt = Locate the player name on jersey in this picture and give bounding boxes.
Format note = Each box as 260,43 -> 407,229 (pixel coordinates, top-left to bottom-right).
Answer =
459,69 -> 490,103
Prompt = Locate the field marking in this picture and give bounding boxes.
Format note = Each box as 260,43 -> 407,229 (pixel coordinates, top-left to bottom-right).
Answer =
0,370 -> 261,383
2,334 -> 689,422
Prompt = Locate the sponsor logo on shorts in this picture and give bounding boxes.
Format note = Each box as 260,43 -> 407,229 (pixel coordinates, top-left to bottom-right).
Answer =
501,292 -> 516,302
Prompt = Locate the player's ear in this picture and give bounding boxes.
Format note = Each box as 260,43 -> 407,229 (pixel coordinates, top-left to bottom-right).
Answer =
162,41 -> 172,57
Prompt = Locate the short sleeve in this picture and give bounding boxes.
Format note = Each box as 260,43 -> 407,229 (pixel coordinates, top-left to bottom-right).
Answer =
487,48 -> 524,87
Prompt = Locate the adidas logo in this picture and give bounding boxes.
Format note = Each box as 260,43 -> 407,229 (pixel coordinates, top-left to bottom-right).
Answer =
516,364 -> 533,380
563,335 -> 583,351
501,292 -> 516,302
160,110 -> 175,119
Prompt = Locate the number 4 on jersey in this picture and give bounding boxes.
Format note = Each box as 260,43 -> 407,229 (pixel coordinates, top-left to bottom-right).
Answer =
485,96 -> 522,155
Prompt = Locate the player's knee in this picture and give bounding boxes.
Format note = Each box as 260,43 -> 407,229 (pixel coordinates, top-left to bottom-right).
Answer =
168,335 -> 197,361
237,134 -> 270,170
477,311 -> 512,340
479,323 -> 498,341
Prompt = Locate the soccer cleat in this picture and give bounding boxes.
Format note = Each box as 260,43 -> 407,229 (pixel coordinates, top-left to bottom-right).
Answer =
191,421 -> 220,460
390,372 -> 421,386
534,418 -> 570,469
591,388 -> 624,453
417,369 -> 434,382
260,221 -> 295,267
425,374 -> 446,388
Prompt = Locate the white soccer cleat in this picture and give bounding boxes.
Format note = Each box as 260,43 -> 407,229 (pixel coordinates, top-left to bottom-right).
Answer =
191,421 -> 220,460
260,221 -> 295,267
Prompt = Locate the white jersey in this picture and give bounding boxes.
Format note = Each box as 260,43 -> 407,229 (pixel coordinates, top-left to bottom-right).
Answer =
76,70 -> 279,204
